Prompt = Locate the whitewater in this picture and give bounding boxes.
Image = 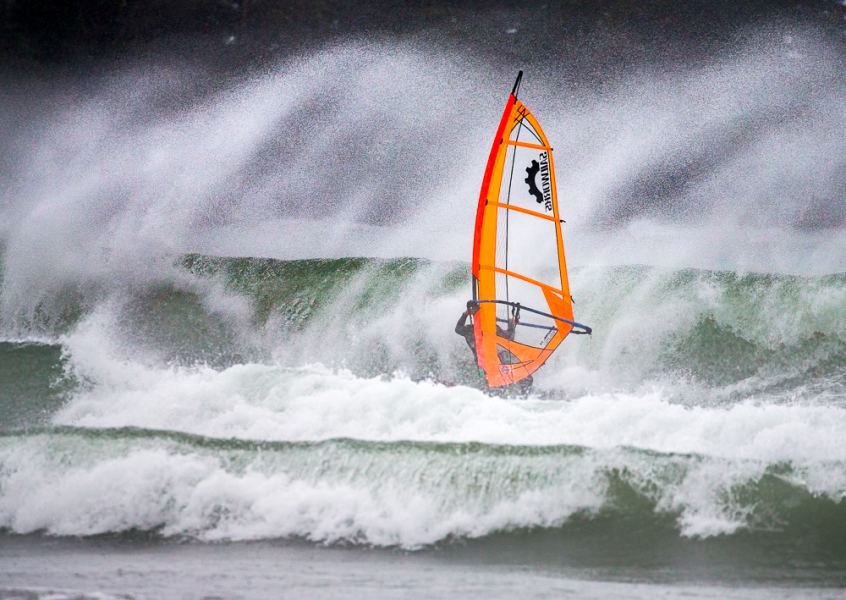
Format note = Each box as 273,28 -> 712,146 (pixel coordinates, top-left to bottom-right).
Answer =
1,31 -> 845,598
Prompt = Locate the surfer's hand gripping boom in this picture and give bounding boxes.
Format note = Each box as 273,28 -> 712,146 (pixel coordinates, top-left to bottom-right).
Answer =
476,299 -> 592,335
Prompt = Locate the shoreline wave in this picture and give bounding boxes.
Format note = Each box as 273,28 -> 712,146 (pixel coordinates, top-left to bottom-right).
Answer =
1,425 -> 845,548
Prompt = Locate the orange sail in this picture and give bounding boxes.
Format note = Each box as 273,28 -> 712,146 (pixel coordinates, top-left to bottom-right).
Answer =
470,71 -> 591,388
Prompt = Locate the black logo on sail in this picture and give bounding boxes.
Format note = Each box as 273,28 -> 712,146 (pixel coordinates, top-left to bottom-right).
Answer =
524,152 -> 552,212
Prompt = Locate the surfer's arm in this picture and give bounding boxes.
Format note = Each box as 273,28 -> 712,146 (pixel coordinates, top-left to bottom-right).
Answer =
505,306 -> 520,339
455,311 -> 470,335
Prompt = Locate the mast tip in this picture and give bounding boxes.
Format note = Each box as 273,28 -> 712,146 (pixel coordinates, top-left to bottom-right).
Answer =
511,71 -> 523,98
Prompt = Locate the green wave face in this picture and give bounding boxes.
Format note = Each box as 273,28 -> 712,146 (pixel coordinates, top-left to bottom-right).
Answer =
2,256 -> 844,399
0,342 -> 70,429
569,266 -> 846,398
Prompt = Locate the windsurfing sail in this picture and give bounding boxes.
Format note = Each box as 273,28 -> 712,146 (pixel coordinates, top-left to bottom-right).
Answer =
470,71 -> 591,388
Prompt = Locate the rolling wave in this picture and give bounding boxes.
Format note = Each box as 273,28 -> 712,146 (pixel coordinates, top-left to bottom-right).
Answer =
2,425 -> 845,549
4,255 -> 842,396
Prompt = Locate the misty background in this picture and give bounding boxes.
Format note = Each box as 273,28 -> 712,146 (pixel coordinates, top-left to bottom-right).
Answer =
1,0 -> 844,300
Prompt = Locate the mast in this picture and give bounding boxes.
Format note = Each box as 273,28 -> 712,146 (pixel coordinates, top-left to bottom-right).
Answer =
511,70 -> 523,98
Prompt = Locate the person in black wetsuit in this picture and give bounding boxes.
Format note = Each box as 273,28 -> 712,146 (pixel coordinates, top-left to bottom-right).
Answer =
455,301 -> 532,392
455,300 -> 521,352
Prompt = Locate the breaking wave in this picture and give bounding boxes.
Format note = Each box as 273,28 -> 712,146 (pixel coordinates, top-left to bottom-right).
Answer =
0,256 -> 844,548
2,416 -> 846,548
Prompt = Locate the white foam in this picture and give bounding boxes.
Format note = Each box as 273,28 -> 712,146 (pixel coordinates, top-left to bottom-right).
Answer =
53,346 -> 846,465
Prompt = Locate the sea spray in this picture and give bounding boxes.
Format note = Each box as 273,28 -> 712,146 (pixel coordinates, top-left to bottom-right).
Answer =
2,35 -> 845,329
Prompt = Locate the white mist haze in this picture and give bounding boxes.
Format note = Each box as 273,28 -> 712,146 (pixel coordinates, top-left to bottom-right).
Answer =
1,33 -> 844,322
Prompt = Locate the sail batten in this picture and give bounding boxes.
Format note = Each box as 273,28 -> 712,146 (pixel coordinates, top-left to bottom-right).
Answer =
487,202 -> 557,222
469,74 -> 588,388
506,140 -> 549,151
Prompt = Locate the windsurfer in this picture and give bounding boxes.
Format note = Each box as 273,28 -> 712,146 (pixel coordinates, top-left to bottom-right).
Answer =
458,72 -> 588,391
455,300 -> 522,350
456,301 -> 531,390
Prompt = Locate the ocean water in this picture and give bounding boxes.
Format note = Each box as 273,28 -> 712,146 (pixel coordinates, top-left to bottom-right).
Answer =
2,30 -> 846,599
